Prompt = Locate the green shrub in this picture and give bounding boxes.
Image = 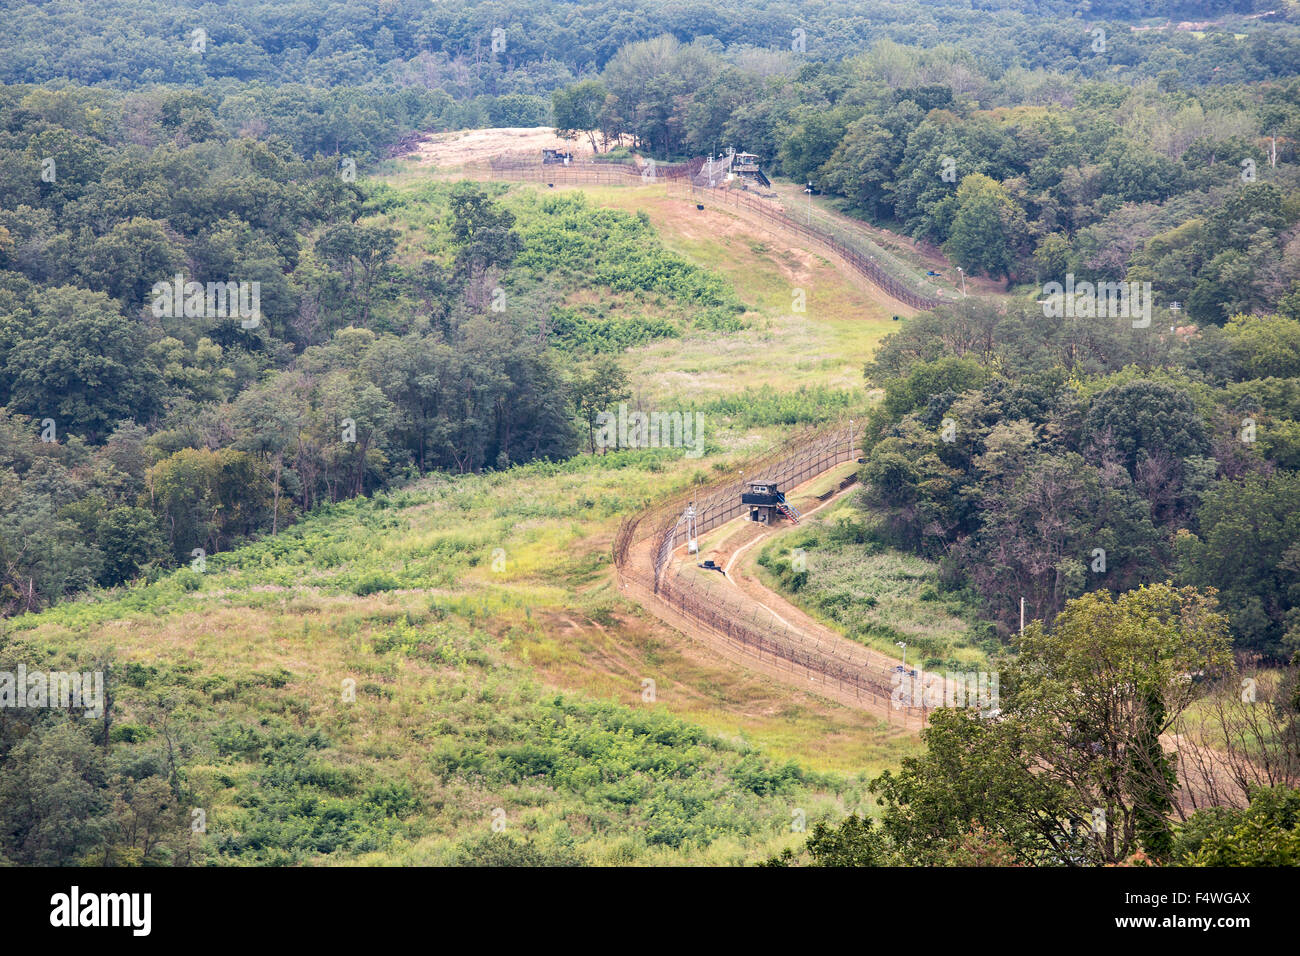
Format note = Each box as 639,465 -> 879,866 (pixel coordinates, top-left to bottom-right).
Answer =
351,572 -> 400,596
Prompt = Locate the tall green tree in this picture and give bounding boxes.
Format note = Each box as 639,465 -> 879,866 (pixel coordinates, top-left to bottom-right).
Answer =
0,286 -> 164,441
553,80 -> 607,154
941,173 -> 1028,284
873,584 -> 1232,865
1177,471 -> 1300,657
572,355 -> 630,453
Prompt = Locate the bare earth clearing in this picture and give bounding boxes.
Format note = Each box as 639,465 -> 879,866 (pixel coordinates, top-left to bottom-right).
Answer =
406,126 -> 596,167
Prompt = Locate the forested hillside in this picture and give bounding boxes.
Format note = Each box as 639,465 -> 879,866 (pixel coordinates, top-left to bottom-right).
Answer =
853,300 -> 1300,656
2,0 -> 1300,874
0,78 -> 752,612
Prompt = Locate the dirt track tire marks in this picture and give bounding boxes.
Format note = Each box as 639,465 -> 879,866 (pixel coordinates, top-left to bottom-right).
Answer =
620,465 -> 933,729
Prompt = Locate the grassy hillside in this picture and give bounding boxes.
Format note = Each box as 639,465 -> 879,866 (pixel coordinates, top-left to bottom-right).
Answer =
7,448 -> 921,864
378,165 -> 902,405
2,174 -> 924,865
753,495 -> 993,671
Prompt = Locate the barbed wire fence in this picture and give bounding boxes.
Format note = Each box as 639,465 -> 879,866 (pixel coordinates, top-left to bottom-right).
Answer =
612,423 -> 852,573
618,564 -> 910,712
460,158 -> 934,720
467,154 -> 700,183
675,181 -> 946,311
649,424 -> 857,580
610,421 -> 928,723
461,158 -> 949,311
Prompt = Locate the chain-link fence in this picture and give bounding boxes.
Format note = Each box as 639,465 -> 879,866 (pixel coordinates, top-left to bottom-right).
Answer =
466,155 -> 700,182
610,422 -> 928,718
674,181 -> 946,310
461,158 -> 949,310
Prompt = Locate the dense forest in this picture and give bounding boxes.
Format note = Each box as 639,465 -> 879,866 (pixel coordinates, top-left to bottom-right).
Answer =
853,299 -> 1300,657
0,78 -> 584,613
554,30 -> 1300,318
0,1 -> 1289,90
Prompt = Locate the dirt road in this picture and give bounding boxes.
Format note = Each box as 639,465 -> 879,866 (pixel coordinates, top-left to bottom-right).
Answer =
624,466 -> 935,728
624,467 -> 1238,812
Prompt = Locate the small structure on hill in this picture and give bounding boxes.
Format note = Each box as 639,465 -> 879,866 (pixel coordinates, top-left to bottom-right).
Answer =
731,152 -> 771,187
542,148 -> 573,165
741,479 -> 801,524
692,148 -> 772,189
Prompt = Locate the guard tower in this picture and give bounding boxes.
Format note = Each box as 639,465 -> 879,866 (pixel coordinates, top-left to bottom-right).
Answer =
741,479 -> 801,524
732,152 -> 771,187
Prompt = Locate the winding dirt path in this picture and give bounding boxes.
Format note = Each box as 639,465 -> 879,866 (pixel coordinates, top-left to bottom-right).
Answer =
624,466 -> 935,729
627,468 -> 1235,810
418,146 -> 1250,812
